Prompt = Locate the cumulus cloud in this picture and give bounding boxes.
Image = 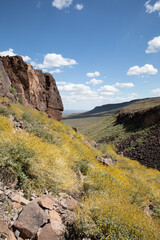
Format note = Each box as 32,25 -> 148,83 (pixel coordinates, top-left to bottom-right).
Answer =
52,0 -> 73,9
0,48 -> 31,62
75,4 -> 83,10
98,85 -> 119,95
58,83 -> 95,96
151,88 -> 160,95
114,82 -> 134,88
0,48 -> 15,56
127,64 -> 158,76
146,36 -> 160,53
37,53 -> 77,68
86,71 -> 100,78
145,0 -> 160,15
86,78 -> 103,86
22,56 -> 31,62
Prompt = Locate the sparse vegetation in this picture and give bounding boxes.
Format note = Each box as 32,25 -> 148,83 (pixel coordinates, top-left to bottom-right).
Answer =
10,86 -> 17,96
0,72 -> 2,78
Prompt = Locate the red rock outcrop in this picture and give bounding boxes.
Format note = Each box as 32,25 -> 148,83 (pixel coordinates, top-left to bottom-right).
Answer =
0,56 -> 63,120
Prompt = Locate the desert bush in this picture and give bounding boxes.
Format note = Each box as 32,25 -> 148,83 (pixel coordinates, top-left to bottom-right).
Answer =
10,87 -> 17,95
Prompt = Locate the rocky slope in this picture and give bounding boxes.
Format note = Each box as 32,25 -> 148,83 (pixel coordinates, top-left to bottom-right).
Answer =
0,181 -> 80,240
0,56 -> 63,120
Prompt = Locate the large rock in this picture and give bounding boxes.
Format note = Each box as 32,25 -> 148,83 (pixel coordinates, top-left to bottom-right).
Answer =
0,56 -> 63,120
37,223 -> 65,240
13,201 -> 47,238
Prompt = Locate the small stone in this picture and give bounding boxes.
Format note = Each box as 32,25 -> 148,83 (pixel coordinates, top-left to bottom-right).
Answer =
66,197 -> 78,210
14,230 -> 20,238
11,195 -> 30,206
5,190 -> 11,196
0,220 -> 8,235
12,203 -> 21,209
12,213 -> 19,221
38,195 -> 55,210
50,210 -> 62,223
0,190 -> 4,195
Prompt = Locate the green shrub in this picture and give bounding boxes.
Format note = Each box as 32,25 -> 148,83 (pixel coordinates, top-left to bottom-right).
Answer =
0,107 -> 13,117
0,142 -> 37,191
0,72 -> 2,78
10,87 -> 17,95
75,160 -> 90,175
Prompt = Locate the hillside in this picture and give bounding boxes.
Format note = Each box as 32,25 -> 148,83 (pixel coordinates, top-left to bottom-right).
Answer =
62,98 -> 149,131
83,97 -> 160,170
0,97 -> 160,239
63,99 -> 146,120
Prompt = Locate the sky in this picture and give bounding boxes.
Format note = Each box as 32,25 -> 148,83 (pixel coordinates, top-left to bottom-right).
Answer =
0,0 -> 160,111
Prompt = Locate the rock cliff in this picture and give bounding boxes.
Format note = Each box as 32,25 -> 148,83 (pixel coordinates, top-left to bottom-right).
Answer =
0,56 -> 63,120
117,105 -> 160,129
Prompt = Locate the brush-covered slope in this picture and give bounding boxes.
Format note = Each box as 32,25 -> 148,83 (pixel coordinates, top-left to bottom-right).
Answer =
83,97 -> 160,171
0,97 -> 160,240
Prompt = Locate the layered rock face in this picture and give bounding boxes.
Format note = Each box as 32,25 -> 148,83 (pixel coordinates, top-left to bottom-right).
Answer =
0,56 -> 63,120
117,105 -> 160,129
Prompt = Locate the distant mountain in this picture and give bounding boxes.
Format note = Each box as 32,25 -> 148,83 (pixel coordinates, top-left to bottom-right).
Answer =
63,98 -> 147,119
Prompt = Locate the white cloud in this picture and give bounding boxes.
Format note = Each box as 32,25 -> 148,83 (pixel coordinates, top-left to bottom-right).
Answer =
151,88 -> 160,95
86,78 -> 103,86
58,83 -> 95,96
98,85 -> 119,95
86,71 -> 100,78
22,56 -> 31,62
0,48 -> 15,57
49,69 -> 62,74
75,4 -> 83,10
145,0 -> 160,15
127,64 -> 158,76
114,82 -> 134,88
0,48 -> 31,62
37,53 -> 77,68
52,0 -> 73,9
146,36 -> 160,53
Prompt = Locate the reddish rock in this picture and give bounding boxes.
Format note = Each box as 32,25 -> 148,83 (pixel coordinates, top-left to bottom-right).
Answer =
0,56 -> 63,120
12,202 -> 21,209
38,195 -> 55,210
37,223 -> 65,240
0,220 -> 8,235
50,210 -> 62,222
13,201 -> 47,238
11,195 -> 30,205
66,197 -> 78,210
0,220 -> 16,240
96,156 -> 113,166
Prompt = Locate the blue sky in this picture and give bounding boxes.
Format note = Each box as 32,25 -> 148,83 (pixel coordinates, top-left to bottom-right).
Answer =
1,0 -> 160,111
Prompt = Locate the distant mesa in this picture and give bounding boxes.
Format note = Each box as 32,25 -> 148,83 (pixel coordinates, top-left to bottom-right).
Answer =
0,55 -> 63,120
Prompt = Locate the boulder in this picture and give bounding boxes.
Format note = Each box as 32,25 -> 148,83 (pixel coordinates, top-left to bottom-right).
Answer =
13,201 -> 47,238
37,223 -> 65,240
